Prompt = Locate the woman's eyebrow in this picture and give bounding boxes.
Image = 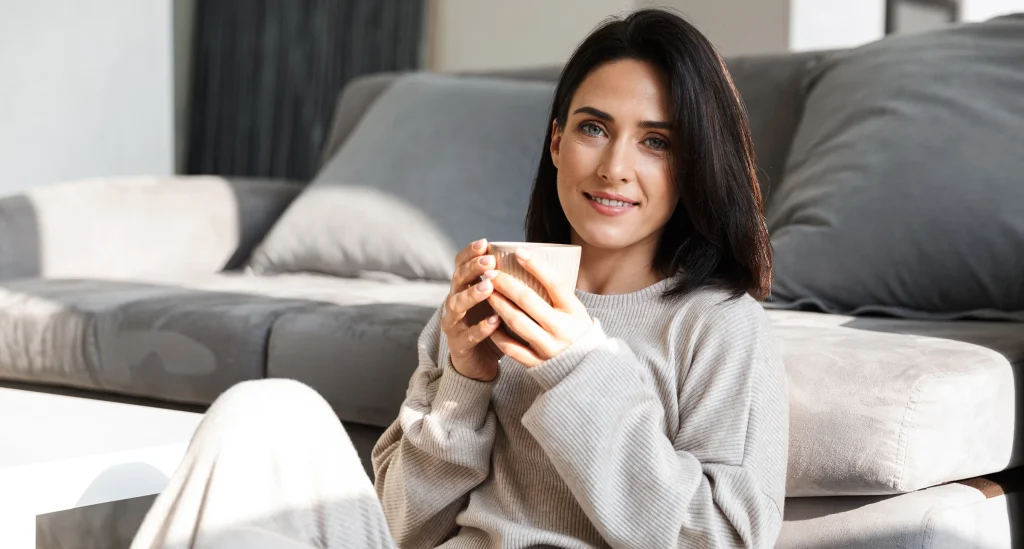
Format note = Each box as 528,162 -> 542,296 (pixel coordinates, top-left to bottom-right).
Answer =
572,106 -> 671,130
639,120 -> 672,130
573,106 -> 614,121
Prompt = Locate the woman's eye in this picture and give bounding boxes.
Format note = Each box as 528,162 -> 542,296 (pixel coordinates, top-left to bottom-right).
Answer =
579,122 -> 604,137
644,136 -> 669,151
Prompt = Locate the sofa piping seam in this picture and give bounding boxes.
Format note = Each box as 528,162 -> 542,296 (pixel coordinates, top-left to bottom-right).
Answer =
895,361 -> 995,492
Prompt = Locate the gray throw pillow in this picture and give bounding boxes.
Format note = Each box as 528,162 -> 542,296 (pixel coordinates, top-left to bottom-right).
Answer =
249,73 -> 554,281
765,15 -> 1024,320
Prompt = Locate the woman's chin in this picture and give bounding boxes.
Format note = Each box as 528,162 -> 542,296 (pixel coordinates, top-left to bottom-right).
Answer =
573,228 -> 635,251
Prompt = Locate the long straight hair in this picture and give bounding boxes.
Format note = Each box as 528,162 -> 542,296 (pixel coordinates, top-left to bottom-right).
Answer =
524,9 -> 772,299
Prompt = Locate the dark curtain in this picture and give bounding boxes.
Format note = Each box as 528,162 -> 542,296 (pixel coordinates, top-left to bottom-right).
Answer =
186,0 -> 425,181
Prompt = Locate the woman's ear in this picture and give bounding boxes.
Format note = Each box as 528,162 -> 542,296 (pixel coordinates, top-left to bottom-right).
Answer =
549,119 -> 562,169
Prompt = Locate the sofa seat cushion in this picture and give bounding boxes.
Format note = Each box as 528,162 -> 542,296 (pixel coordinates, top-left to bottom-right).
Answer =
771,309 -> 1024,497
181,272 -> 450,308
266,289 -> 449,428
0,273 -> 448,406
778,472 -> 1023,548
0,276 -> 315,404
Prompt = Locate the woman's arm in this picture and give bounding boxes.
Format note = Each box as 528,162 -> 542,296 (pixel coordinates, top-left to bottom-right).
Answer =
371,309 -> 498,548
521,298 -> 788,548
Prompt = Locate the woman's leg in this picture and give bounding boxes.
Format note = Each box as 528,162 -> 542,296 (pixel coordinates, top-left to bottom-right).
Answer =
131,379 -> 395,549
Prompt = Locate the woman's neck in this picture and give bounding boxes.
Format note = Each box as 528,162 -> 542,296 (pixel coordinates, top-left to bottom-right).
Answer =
572,232 -> 664,295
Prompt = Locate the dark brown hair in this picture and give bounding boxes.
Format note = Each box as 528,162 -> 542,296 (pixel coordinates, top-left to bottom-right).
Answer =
524,8 -> 772,299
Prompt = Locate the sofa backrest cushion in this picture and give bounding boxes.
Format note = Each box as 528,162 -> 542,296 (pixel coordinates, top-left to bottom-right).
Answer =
317,53 -> 825,203
319,73 -> 399,170
249,73 -> 554,280
765,15 -> 1024,320
724,52 -> 825,197
0,176 -> 300,280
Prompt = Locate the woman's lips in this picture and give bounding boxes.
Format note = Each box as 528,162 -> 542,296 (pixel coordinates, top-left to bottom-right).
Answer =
584,192 -> 637,216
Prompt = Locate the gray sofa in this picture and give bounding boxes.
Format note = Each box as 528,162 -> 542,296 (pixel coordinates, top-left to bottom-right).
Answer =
1,17 -> 1022,548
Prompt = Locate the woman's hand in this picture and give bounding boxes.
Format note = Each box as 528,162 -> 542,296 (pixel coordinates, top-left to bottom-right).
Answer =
440,239 -> 504,382
487,249 -> 593,367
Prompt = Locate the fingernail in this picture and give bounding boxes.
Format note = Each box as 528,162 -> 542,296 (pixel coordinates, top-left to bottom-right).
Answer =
482,269 -> 498,279
478,255 -> 492,266
476,280 -> 490,291
487,315 -> 499,325
516,249 -> 532,260
473,239 -> 486,250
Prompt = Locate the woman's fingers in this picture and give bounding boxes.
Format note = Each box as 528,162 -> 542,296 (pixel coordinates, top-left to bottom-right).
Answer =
451,313 -> 502,358
489,271 -> 555,332
487,291 -> 553,352
512,249 -> 581,312
489,328 -> 541,367
453,239 -> 487,270
442,273 -> 497,332
455,254 -> 495,290
451,239 -> 492,289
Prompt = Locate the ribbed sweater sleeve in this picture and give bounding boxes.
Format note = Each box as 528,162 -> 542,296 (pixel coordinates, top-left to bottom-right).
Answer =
371,309 -> 498,548
521,297 -> 789,548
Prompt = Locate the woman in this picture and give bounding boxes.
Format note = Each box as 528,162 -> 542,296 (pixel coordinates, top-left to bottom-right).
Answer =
132,8 -> 787,549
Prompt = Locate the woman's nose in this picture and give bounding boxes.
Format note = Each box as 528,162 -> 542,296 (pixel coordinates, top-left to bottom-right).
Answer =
597,139 -> 635,184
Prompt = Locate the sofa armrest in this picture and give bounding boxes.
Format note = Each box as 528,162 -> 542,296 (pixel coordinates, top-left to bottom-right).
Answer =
0,175 -> 302,280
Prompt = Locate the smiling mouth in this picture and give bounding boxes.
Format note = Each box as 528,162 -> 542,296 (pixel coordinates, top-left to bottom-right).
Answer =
584,192 -> 639,207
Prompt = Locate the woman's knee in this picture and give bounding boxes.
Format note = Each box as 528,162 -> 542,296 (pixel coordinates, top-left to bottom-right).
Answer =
200,379 -> 341,442
216,379 -> 328,412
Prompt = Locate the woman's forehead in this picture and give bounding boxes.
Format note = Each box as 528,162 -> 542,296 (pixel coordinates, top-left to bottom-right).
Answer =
570,60 -> 670,120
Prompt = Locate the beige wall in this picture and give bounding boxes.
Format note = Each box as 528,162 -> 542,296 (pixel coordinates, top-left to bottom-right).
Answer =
425,0 -> 890,73
425,0 -> 633,72
637,0 -> 790,55
640,0 -> 886,54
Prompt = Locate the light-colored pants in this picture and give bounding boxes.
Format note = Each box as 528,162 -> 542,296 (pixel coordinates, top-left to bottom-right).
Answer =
131,379 -> 397,549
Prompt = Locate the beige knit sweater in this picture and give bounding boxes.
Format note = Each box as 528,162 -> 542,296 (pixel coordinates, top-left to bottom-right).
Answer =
372,279 -> 788,548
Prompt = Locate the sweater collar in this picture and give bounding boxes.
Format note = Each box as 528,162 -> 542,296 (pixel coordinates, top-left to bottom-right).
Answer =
574,277 -> 675,309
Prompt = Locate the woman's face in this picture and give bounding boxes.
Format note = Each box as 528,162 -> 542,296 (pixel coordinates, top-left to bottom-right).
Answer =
551,59 -> 678,257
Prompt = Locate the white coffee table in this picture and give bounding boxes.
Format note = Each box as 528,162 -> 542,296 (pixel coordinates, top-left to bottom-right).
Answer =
0,386 -> 204,548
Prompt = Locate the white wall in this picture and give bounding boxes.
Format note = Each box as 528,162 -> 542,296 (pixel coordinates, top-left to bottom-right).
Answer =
426,0 -> 634,72
0,0 -> 181,195
789,0 -> 886,51
960,0 -> 1024,21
